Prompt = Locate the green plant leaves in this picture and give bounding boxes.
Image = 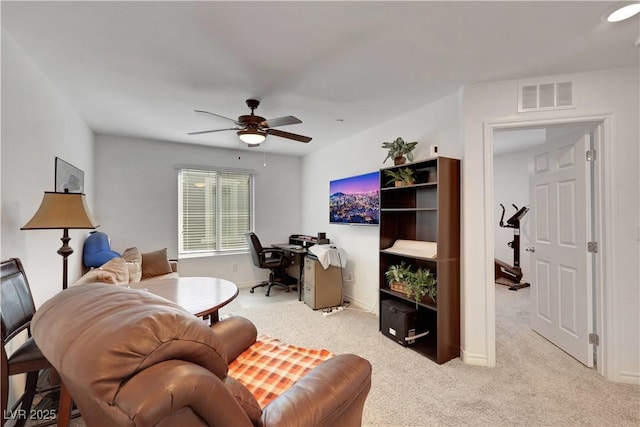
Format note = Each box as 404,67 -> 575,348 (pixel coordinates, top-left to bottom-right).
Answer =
384,168 -> 415,185
381,137 -> 418,164
385,263 -> 437,303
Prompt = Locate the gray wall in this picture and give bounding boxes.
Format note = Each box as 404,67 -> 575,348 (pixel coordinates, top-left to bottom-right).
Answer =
3,25 -> 637,383
1,31 -> 95,306
94,134 -> 302,286
301,91 -> 463,310
493,149 -> 531,280
1,30 -> 95,407
462,67 -> 639,381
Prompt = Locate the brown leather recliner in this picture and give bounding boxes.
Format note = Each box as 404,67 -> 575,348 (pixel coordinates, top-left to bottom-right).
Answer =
31,283 -> 372,426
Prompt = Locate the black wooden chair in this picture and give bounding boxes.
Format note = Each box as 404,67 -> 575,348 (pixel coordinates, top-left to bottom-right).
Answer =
1,258 -> 51,427
245,232 -> 291,296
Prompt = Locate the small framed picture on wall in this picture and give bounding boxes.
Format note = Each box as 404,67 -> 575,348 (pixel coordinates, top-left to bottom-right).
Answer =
55,157 -> 84,193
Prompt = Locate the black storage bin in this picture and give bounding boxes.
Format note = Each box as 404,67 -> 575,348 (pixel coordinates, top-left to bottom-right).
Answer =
381,299 -> 426,346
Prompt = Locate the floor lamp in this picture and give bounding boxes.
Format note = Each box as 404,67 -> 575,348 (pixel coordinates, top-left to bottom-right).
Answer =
22,191 -> 99,290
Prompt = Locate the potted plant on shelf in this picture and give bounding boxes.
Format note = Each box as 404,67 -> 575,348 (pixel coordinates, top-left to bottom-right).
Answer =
405,268 -> 437,307
382,137 -> 418,165
385,167 -> 415,187
385,262 -> 412,294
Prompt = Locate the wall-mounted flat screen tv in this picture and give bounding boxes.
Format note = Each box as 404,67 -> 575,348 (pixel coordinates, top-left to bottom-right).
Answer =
329,171 -> 379,225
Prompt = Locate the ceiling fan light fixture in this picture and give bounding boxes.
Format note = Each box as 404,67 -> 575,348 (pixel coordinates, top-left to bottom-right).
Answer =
190,100 -> 310,144
237,130 -> 266,145
605,2 -> 640,22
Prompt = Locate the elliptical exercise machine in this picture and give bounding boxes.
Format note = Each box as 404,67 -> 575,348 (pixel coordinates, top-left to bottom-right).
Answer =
495,203 -> 531,291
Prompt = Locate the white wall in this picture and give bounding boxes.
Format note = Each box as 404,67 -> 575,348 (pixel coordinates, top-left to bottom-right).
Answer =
1,31 -> 94,407
1,31 -> 95,306
5,27 -> 636,384
93,134 -> 302,286
493,150 -> 531,280
301,91 -> 463,311
462,67 -> 639,382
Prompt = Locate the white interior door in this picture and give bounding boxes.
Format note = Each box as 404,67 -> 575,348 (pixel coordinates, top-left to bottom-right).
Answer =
529,131 -> 593,367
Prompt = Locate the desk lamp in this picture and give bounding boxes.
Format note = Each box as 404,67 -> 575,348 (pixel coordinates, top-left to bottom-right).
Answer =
22,191 -> 99,290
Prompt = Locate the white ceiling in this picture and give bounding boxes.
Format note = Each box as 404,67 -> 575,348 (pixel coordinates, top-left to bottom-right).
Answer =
493,123 -> 594,156
2,1 -> 638,156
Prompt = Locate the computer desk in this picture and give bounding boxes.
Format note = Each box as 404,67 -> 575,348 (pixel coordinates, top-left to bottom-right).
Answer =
272,243 -> 307,301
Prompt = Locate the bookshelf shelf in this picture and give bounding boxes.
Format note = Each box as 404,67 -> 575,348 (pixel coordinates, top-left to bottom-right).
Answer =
379,157 -> 460,364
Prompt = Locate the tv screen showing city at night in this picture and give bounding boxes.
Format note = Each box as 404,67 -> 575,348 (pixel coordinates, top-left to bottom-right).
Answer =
329,171 -> 379,225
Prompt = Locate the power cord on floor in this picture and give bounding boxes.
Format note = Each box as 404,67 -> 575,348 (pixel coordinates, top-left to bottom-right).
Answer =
321,300 -> 376,316
344,306 -> 376,314
322,306 -> 344,317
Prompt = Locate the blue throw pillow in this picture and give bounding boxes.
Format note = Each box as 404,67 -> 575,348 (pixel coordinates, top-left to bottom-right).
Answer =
83,231 -> 121,268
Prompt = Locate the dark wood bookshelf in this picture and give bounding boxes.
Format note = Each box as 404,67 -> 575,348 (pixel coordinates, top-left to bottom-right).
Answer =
379,157 -> 460,364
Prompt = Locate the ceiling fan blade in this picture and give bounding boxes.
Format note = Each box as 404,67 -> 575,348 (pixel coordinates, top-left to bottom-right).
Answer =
267,128 -> 312,143
187,128 -> 239,135
194,110 -> 240,124
260,116 -> 302,128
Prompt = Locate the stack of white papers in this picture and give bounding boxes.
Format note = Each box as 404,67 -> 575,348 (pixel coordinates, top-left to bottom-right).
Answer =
383,240 -> 437,259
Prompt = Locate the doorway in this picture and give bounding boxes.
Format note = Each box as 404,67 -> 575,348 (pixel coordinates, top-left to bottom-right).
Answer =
486,116 -> 607,375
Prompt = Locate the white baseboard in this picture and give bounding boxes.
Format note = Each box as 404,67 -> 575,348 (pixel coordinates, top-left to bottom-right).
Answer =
235,280 -> 264,289
618,371 -> 640,385
461,349 -> 490,366
231,286 -> 378,314
342,293 -> 377,315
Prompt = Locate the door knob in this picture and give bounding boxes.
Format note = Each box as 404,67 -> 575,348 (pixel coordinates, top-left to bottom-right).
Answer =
525,247 -> 535,253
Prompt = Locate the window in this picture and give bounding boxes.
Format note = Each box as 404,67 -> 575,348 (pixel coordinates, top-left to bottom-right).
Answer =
178,168 -> 254,256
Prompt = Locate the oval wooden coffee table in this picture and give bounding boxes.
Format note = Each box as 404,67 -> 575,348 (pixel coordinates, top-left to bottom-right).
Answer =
128,276 -> 239,323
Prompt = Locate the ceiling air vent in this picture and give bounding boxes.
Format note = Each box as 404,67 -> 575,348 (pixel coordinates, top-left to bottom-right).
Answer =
518,81 -> 573,112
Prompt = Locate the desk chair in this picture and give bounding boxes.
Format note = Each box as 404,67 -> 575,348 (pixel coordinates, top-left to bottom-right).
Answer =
1,258 -> 51,427
245,232 -> 291,296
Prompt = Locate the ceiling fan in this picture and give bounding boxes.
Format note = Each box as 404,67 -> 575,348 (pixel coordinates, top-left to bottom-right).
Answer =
188,99 -> 312,146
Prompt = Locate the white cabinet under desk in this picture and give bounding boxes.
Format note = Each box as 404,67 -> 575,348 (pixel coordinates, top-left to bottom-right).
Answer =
303,256 -> 343,310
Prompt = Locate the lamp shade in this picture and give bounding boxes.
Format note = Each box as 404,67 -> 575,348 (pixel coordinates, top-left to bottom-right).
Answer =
237,130 -> 266,145
21,192 -> 99,230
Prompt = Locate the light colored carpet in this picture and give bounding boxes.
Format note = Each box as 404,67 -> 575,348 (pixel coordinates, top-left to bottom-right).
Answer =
220,285 -> 640,427
66,285 -> 639,426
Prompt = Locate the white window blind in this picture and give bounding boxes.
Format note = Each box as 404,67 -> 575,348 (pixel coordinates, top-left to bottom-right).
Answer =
178,168 -> 254,255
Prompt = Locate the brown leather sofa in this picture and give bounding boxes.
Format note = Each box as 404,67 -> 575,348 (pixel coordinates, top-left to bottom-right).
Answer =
31,283 -> 372,426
